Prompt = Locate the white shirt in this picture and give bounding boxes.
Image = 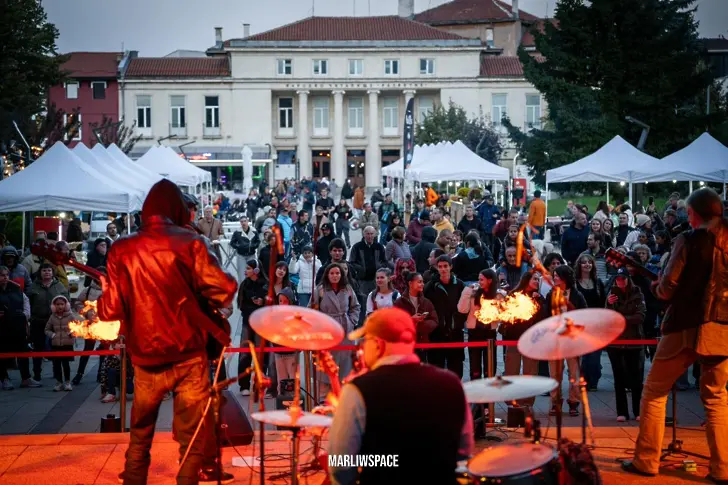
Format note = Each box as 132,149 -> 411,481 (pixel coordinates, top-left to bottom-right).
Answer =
365,290 -> 397,315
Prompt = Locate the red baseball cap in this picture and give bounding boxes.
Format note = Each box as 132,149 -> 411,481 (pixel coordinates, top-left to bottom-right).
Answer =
348,308 -> 416,344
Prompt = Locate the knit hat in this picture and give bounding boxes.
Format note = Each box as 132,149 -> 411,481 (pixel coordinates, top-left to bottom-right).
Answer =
634,214 -> 651,227
419,210 -> 430,221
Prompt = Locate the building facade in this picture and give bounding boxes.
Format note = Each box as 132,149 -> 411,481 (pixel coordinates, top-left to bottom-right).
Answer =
48,52 -> 122,148
121,0 -> 546,190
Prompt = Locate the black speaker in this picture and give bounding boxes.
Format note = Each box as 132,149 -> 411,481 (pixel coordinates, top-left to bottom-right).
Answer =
220,389 -> 254,447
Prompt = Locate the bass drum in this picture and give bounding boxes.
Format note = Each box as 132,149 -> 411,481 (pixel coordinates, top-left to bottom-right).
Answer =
467,442 -> 560,484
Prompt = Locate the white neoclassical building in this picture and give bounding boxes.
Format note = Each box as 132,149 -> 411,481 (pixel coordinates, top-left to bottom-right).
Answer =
121,0 -> 545,190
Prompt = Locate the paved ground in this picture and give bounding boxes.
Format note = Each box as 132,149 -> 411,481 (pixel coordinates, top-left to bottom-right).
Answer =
0,225 -> 714,483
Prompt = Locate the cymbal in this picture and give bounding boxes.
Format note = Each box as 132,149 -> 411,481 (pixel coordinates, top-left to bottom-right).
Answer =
463,376 -> 558,403
249,306 -> 344,350
250,409 -> 333,428
517,309 -> 626,361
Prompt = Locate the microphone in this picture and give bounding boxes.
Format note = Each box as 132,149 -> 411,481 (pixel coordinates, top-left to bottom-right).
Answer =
248,340 -> 270,403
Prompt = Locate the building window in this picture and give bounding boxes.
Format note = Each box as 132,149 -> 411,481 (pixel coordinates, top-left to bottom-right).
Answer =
136,95 -> 151,129
384,59 -> 399,75
278,97 -> 294,136
63,113 -> 82,141
313,59 -> 328,76
348,59 -> 363,76
313,97 -> 329,136
348,97 -> 364,135
486,28 -> 495,48
91,81 -> 107,100
205,96 -> 220,128
525,94 -> 542,131
382,97 -> 399,135
419,59 -> 435,75
418,97 -> 434,123
491,93 -> 507,128
65,82 -> 79,99
277,59 -> 292,75
170,95 -> 186,136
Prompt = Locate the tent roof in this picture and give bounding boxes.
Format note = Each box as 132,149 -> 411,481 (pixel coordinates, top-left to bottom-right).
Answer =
546,136 -> 660,184
381,142 -> 454,179
99,144 -> 164,186
136,146 -> 207,186
414,141 -> 509,182
74,144 -> 150,196
632,132 -> 728,183
0,142 -> 141,212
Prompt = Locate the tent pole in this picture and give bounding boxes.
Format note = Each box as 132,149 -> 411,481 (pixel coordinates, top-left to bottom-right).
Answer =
606,183 -> 610,206
689,181 -> 693,193
628,183 -> 633,208
127,213 -> 131,235
545,183 -> 549,218
22,212 -> 26,252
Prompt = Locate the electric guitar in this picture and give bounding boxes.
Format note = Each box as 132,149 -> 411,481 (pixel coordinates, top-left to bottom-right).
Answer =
30,240 -> 231,358
604,248 -> 659,281
312,350 -> 342,485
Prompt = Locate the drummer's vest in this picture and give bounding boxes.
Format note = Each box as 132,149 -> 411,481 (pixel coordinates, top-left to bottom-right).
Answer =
351,362 -> 465,485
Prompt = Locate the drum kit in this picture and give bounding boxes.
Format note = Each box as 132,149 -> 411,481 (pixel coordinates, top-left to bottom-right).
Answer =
460,307 -> 626,484
221,299 -> 626,485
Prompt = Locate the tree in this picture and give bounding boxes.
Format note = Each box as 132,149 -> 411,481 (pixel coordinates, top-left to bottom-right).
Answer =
88,116 -> 143,154
0,0 -> 67,147
415,100 -> 503,165
505,0 -> 724,186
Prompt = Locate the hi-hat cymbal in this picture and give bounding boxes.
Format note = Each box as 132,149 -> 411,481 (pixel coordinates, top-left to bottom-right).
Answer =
463,376 -> 558,403
250,409 -> 333,428
517,309 -> 626,361
249,306 -> 344,350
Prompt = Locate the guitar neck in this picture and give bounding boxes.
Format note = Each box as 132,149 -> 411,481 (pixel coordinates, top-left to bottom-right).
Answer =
65,259 -> 104,282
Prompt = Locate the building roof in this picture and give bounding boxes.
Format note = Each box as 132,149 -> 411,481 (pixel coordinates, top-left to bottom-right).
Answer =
479,55 -> 543,77
164,49 -> 209,58
60,52 -> 121,78
226,15 -> 471,45
521,19 -> 559,47
414,0 -> 539,25
702,37 -> 728,52
125,57 -> 230,78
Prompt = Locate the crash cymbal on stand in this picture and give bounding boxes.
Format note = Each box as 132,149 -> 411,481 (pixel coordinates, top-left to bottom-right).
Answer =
250,410 -> 333,428
249,306 -> 344,350
463,376 -> 558,403
517,309 -> 626,361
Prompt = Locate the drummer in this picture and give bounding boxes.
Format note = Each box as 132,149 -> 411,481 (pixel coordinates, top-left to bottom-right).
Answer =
329,307 -> 473,485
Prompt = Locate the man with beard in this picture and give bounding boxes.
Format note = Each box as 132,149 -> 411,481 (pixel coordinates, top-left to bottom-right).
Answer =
623,188 -> 728,482
99,180 -> 237,485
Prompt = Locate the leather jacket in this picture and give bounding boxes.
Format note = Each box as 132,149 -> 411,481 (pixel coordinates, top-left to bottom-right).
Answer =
98,215 -> 237,367
654,217 -> 728,334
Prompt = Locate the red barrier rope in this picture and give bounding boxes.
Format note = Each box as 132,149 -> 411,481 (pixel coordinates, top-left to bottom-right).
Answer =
0,339 -> 660,359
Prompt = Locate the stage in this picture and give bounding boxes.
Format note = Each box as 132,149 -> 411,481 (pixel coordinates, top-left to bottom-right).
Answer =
0,426 -> 715,484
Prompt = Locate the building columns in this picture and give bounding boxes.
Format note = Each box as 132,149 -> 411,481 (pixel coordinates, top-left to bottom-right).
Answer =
367,89 -> 381,189
403,89 -> 416,107
332,90 -> 346,186
297,90 -> 310,179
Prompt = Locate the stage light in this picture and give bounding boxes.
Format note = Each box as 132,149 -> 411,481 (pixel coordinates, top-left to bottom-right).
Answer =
699,181 -> 705,186
619,181 -> 625,186
59,212 -> 66,218
673,180 -> 677,183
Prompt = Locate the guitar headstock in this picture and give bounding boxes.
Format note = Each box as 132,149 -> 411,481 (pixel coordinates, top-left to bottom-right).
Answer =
314,350 -> 339,380
30,240 -> 69,266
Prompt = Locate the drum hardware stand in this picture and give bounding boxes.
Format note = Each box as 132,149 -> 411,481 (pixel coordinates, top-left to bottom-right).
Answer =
660,385 -> 709,462
575,365 -> 595,446
480,339 -> 504,442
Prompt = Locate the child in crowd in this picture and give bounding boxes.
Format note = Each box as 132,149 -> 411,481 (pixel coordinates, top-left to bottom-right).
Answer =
44,295 -> 75,391
274,288 -> 299,395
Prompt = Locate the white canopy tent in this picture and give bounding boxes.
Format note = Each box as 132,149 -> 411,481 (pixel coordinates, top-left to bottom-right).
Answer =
74,144 -> 150,197
414,141 -> 510,182
631,133 -> 728,196
99,144 -> 164,187
381,142 -> 452,180
136,146 -> 208,187
545,135 -> 662,211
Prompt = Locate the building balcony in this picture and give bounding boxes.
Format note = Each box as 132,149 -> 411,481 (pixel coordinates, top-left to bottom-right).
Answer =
203,124 -> 222,138
170,125 -> 187,138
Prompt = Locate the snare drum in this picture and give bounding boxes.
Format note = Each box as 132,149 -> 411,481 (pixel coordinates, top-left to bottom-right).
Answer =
467,442 -> 559,484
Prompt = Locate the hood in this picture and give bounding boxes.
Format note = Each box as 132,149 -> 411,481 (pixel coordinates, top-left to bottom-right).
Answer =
1,245 -> 20,264
421,226 -> 437,243
50,294 -> 71,313
278,286 -> 296,304
141,179 -> 190,227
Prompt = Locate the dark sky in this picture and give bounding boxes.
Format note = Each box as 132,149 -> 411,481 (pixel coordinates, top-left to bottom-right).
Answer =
45,0 -> 728,56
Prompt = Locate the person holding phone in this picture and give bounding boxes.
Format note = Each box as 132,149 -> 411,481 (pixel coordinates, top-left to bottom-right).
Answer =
605,267 -> 646,422
236,260 -> 269,396
393,270 -> 438,350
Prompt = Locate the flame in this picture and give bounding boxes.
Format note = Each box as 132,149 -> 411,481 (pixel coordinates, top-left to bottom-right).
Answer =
475,292 -> 539,325
68,300 -> 121,341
